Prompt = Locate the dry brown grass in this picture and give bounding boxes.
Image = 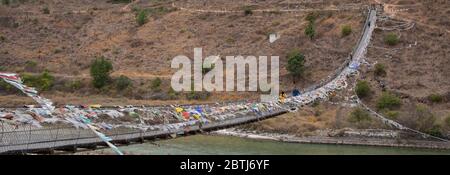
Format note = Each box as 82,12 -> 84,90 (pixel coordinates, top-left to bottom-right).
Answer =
0,0 -> 367,105
241,103 -> 387,135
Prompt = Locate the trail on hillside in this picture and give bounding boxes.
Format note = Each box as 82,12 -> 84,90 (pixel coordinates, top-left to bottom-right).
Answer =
171,2 -> 365,13
373,0 -> 450,34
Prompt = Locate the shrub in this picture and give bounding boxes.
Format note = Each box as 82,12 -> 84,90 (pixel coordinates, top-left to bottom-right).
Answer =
22,70 -> 54,91
0,79 -> 15,92
410,105 -> 436,132
115,75 -> 132,91
348,108 -> 371,123
65,80 -> 82,91
37,71 -> 54,91
25,60 -> 37,67
0,35 -> 5,42
42,7 -> 50,14
225,37 -> 235,44
341,25 -> 352,37
426,125 -> 443,138
286,50 -> 305,84
376,92 -> 401,110
304,22 -> 315,40
374,63 -> 386,77
186,91 -> 211,100
305,13 -> 316,23
384,110 -> 400,120
90,57 -> 113,89
243,6 -> 253,16
53,48 -> 62,54
313,108 -> 322,117
428,94 -> 443,103
109,0 -> 131,3
167,87 -> 179,100
136,10 -> 148,26
150,77 -> 162,91
24,60 -> 38,72
21,74 -> 36,84
311,100 -> 320,107
384,33 -> 399,46
355,80 -> 371,98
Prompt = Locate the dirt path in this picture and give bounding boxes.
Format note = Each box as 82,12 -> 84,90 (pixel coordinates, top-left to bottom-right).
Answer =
374,0 -> 450,34
171,2 -> 364,13
26,71 -> 173,79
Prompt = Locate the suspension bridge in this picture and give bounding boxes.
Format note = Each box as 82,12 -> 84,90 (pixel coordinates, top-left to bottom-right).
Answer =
2,8 -> 438,155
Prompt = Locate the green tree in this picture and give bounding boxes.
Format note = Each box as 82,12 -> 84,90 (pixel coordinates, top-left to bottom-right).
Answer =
286,50 -> 305,84
374,63 -> 386,77
90,57 -> 113,89
42,6 -> 50,14
305,22 -> 315,40
341,25 -> 352,37
426,125 -> 443,137
115,75 -> 132,91
243,6 -> 253,16
355,80 -> 371,98
348,107 -> 371,123
384,33 -> 399,46
410,105 -> 440,136
167,87 -> 179,100
305,13 -> 316,23
428,94 -> 443,103
376,92 -> 401,110
136,10 -> 148,26
0,79 -> 15,92
151,77 -> 162,91
22,70 -> 54,91
39,71 -> 54,91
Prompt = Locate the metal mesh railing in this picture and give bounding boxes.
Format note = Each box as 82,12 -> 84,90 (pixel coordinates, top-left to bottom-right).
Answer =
0,121 -> 116,154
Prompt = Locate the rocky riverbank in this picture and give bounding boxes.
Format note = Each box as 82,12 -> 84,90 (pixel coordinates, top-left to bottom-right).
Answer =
210,128 -> 450,150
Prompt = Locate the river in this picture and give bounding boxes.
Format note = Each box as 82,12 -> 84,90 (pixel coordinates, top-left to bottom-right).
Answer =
81,135 -> 450,155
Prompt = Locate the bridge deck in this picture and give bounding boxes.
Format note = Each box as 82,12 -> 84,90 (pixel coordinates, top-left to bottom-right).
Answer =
0,111 -> 287,154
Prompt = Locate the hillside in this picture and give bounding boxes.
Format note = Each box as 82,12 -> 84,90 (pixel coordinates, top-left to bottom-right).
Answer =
0,0 -> 366,106
242,0 -> 450,138
1,0 -> 449,139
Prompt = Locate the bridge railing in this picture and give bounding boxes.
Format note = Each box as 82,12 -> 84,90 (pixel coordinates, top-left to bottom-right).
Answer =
0,108 -> 287,154
0,122 -> 83,152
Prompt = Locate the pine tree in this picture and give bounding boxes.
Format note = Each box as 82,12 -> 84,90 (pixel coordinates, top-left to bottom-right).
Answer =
287,50 -> 305,84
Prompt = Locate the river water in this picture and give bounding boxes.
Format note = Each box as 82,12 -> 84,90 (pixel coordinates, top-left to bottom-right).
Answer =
85,135 -> 450,155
